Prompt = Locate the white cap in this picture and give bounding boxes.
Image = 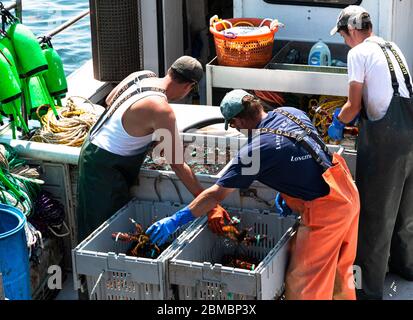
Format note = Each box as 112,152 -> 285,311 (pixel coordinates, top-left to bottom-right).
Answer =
330,5 -> 371,36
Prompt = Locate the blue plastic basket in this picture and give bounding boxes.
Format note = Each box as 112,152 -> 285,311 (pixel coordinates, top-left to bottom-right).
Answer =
0,204 -> 31,300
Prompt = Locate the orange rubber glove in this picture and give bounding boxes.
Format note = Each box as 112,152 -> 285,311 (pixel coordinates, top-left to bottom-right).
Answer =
207,205 -> 231,235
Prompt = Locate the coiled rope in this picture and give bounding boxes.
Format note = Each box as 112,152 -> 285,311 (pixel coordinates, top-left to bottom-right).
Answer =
30,96 -> 101,147
308,95 -> 347,140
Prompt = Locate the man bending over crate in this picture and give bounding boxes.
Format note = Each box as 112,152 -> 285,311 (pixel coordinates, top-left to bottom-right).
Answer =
76,56 -> 229,243
147,89 -> 360,300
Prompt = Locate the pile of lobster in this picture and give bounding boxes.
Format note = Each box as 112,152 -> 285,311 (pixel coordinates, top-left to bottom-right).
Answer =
111,218 -> 169,259
220,216 -> 267,271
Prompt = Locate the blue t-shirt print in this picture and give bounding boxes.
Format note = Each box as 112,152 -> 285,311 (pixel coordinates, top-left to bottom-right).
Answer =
216,107 -> 331,201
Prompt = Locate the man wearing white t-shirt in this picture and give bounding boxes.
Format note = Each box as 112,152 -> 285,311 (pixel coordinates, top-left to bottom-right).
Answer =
329,5 -> 413,300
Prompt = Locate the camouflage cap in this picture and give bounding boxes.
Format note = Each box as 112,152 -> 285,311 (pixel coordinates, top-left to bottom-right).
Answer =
220,89 -> 253,130
330,5 -> 371,36
170,56 -> 204,83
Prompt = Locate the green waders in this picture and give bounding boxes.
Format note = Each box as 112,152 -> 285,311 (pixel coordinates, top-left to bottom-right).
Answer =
355,42 -> 413,299
76,138 -> 147,242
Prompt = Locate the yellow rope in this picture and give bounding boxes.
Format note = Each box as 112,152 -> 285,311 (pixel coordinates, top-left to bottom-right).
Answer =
308,95 -> 347,141
30,97 -> 100,147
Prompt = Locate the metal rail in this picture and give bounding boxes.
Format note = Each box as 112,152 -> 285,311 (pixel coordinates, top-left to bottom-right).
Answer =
4,2 -> 89,38
5,2 -> 15,9
5,0 -> 22,21
46,9 -> 89,38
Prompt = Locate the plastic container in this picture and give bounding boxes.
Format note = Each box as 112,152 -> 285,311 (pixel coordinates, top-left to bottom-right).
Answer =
308,40 -> 331,66
72,199 -> 205,300
169,207 -> 298,300
0,204 -> 31,300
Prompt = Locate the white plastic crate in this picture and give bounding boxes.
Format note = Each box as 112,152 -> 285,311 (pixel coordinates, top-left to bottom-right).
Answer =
71,199 -> 205,300
133,140 -> 357,210
169,207 -> 298,300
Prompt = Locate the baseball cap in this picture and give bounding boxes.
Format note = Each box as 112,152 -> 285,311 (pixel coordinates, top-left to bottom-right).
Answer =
170,56 -> 204,83
330,5 -> 371,36
220,89 -> 253,130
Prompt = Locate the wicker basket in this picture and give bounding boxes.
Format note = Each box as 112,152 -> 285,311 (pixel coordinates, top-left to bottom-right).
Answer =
210,16 -> 281,68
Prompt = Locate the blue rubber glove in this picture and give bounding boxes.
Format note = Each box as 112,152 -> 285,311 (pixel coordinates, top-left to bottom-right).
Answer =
146,206 -> 196,246
275,193 -> 292,217
328,108 -> 345,141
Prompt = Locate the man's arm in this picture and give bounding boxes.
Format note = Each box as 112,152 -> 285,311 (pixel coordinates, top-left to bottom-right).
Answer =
152,103 -> 204,197
338,81 -> 364,124
189,184 -> 235,218
146,184 -> 235,245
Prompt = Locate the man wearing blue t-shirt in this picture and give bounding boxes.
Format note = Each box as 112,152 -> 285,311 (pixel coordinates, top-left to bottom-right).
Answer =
147,90 -> 360,300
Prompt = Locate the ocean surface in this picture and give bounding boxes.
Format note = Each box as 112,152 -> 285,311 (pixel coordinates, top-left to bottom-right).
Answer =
4,0 -> 91,75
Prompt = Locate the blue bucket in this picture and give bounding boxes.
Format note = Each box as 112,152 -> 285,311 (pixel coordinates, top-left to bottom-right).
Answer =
0,204 -> 31,300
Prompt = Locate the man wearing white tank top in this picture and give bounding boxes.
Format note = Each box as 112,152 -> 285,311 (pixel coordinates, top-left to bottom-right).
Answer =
329,5 -> 413,300
76,56 -> 229,243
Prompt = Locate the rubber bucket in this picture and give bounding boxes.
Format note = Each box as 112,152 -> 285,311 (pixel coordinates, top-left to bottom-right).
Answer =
0,204 -> 31,300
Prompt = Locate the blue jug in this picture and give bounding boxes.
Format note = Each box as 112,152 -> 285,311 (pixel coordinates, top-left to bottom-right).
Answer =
308,40 -> 331,66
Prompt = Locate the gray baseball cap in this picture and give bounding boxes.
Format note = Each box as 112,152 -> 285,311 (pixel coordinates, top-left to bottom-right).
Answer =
330,5 -> 371,36
220,89 -> 253,130
171,56 -> 204,83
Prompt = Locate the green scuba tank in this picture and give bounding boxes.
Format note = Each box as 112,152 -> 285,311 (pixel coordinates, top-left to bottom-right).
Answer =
7,23 -> 48,78
42,43 -> 68,98
0,51 -> 21,103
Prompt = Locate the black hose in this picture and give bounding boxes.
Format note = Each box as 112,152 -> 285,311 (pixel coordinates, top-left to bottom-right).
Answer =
182,117 -> 225,133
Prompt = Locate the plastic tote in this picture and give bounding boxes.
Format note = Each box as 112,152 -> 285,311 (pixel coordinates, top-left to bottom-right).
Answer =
0,204 -> 31,300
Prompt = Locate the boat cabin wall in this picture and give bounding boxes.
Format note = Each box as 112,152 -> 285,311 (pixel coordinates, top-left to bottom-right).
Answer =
144,0 -> 412,74
234,0 -> 413,73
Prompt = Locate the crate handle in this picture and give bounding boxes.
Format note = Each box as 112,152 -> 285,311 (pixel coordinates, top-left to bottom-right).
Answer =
196,279 -> 227,292
48,221 -> 71,238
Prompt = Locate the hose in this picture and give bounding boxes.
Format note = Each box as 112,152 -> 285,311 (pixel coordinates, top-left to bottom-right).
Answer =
0,143 -> 43,215
30,96 -> 100,147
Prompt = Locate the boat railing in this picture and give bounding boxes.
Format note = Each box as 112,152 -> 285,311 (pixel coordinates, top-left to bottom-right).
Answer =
5,0 -> 89,37
5,0 -> 22,21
